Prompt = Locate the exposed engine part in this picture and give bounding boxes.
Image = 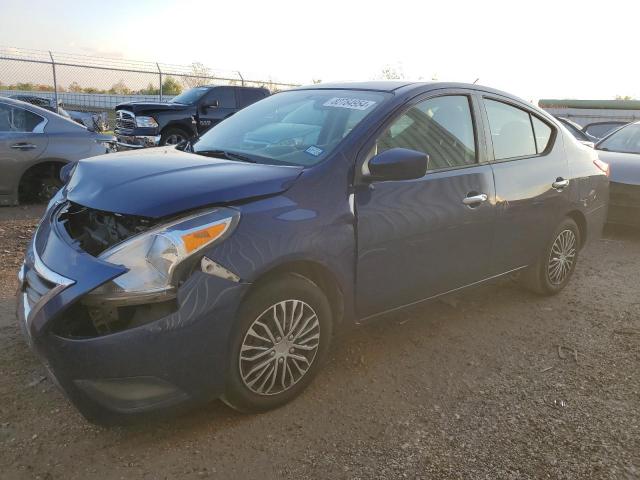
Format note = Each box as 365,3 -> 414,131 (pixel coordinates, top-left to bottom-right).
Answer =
59,201 -> 158,256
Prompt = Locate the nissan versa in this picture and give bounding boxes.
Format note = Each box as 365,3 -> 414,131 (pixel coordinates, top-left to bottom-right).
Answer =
17,82 -> 609,424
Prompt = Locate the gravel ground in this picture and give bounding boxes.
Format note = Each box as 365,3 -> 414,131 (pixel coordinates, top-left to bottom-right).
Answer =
0,205 -> 638,480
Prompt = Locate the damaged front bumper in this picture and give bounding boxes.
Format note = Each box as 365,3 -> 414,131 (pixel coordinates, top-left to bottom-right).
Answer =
16,203 -> 249,424
115,134 -> 161,150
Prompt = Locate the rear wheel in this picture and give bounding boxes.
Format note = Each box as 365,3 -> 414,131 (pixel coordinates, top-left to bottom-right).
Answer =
160,127 -> 189,146
521,218 -> 580,295
222,273 -> 332,413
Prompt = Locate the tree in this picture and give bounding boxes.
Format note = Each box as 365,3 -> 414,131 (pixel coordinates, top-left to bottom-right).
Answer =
109,80 -> 131,95
139,82 -> 159,95
162,76 -> 182,95
182,62 -> 211,88
379,65 -> 404,80
615,95 -> 634,100
68,82 -> 83,93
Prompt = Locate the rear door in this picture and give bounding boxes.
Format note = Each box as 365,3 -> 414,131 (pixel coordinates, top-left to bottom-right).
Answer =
0,102 -> 48,199
197,86 -> 237,133
355,91 -> 496,318
479,95 -> 570,273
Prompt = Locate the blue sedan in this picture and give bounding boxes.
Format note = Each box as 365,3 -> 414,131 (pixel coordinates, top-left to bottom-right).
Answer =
17,82 -> 609,423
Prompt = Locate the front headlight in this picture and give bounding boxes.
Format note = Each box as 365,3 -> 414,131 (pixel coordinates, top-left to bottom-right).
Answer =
92,208 -> 239,298
135,116 -> 159,128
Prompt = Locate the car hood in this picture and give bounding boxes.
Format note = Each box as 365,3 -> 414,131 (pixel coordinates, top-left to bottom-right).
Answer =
65,147 -> 303,217
115,102 -> 190,114
597,150 -> 640,185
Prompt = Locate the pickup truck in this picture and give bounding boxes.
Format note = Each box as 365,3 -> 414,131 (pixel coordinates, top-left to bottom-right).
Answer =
114,85 -> 269,149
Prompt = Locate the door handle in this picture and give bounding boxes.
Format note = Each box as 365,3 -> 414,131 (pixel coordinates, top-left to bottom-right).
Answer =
552,178 -> 570,190
462,193 -> 488,206
11,143 -> 37,150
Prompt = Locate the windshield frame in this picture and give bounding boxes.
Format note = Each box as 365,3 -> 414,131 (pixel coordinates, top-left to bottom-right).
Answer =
192,88 -> 391,168
597,122 -> 640,154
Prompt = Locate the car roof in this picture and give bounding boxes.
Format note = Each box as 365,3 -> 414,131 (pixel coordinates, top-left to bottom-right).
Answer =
292,81 -> 530,103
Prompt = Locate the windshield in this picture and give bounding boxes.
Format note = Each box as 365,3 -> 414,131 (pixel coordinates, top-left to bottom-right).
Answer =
598,124 -> 640,154
193,89 -> 389,166
169,87 -> 209,105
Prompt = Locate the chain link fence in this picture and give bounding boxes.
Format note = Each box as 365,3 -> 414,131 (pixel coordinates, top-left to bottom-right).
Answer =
0,46 -> 300,130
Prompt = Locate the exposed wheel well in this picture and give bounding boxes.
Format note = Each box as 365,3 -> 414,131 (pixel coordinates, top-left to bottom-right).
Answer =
249,261 -> 344,327
567,210 -> 587,249
18,160 -> 66,203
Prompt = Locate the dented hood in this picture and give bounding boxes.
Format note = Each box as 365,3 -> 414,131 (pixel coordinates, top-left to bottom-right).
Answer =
66,147 -> 303,217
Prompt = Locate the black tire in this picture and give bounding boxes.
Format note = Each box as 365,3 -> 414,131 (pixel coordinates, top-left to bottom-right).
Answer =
221,273 -> 333,413
520,218 -> 580,295
160,127 -> 190,146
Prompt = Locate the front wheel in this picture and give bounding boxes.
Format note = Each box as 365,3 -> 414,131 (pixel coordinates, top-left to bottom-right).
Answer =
221,273 -> 333,413
160,127 -> 189,146
520,218 -> 580,295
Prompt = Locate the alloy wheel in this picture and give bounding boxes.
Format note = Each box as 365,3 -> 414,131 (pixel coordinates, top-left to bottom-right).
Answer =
547,229 -> 577,285
239,299 -> 321,396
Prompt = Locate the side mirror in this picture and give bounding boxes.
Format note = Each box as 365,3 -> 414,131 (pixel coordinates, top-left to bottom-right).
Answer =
202,99 -> 219,111
366,148 -> 429,182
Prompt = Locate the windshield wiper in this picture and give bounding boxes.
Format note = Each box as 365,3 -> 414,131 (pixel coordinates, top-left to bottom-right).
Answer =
194,149 -> 257,163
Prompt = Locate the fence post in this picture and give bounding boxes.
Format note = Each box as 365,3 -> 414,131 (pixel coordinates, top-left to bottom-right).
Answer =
49,51 -> 59,113
157,63 -> 163,101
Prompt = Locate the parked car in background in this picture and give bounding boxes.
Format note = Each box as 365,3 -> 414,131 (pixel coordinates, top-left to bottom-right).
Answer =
595,121 -> 640,226
0,97 -> 114,205
17,82 -> 608,424
114,85 -> 270,149
9,94 -> 109,132
584,121 -> 628,140
555,116 -> 597,147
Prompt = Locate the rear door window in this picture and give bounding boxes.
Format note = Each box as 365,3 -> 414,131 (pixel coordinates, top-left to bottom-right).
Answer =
484,99 -> 553,160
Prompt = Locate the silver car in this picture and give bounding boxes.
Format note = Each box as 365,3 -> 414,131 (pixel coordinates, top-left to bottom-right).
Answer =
0,97 -> 114,205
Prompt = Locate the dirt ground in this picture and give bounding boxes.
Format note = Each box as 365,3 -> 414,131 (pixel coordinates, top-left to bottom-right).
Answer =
0,204 -> 638,480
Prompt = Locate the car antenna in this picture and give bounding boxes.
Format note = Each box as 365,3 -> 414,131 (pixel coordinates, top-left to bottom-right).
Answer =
473,78 -> 479,84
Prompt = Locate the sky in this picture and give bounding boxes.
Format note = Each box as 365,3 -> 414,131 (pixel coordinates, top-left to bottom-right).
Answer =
1,0 -> 639,101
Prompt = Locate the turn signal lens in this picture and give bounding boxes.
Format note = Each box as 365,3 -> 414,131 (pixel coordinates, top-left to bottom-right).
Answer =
593,159 -> 610,177
182,222 -> 230,253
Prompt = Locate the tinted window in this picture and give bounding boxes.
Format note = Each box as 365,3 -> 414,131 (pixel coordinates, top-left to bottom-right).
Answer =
0,103 -> 44,132
204,87 -> 236,108
485,100 -> 536,160
377,95 -> 476,169
237,88 -> 267,108
598,123 -> 640,154
532,116 -> 552,152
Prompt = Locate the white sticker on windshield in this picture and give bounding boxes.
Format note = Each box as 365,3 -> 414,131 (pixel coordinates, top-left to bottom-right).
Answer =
323,97 -> 377,110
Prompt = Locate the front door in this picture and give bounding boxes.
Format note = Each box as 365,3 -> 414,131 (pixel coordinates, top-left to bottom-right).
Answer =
197,87 -> 237,134
355,93 -> 496,318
